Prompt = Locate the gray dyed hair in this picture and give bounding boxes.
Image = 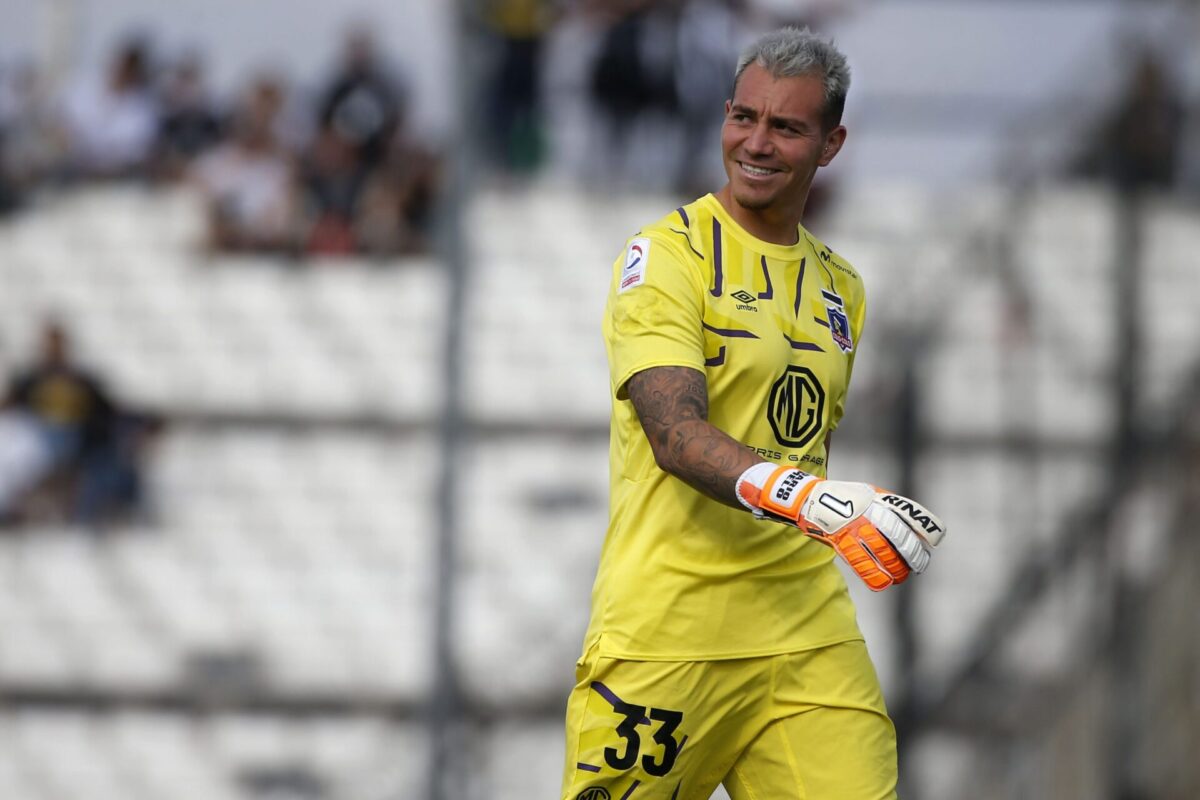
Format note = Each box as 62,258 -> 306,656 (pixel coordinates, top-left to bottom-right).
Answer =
733,27 -> 851,131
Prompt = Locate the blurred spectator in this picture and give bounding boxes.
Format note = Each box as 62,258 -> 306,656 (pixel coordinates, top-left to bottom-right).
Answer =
190,77 -> 300,253
2,322 -> 157,527
317,28 -> 405,169
1075,50 -> 1184,193
154,54 -> 223,180
588,1 -> 682,183
673,0 -> 750,194
356,128 -> 442,256
0,64 -> 63,213
479,0 -> 559,174
60,38 -> 159,179
300,123 -> 368,255
0,407 -> 55,527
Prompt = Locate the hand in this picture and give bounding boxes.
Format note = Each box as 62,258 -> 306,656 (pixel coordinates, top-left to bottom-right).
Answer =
736,464 -> 946,591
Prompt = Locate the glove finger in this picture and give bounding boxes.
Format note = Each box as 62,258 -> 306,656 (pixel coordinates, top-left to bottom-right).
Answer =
874,492 -> 946,547
853,520 -> 912,582
830,524 -> 904,591
865,504 -> 931,573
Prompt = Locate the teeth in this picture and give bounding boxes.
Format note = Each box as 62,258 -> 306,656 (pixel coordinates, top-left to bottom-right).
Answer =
742,163 -> 775,176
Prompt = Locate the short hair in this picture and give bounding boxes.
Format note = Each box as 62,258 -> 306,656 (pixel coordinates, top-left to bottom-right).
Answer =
733,27 -> 851,131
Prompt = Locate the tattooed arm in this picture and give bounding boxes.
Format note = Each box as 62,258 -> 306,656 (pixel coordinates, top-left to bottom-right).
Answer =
626,366 -> 763,508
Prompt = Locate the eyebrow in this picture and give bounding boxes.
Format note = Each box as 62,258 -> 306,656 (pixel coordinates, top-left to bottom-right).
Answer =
729,104 -> 809,130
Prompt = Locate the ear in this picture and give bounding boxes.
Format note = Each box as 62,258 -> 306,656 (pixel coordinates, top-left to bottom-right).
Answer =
818,125 -> 847,167
724,99 -> 732,116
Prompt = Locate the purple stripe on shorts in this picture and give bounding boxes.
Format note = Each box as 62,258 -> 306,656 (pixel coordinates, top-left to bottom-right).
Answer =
589,681 -> 651,724
620,780 -> 642,799
577,762 -> 601,773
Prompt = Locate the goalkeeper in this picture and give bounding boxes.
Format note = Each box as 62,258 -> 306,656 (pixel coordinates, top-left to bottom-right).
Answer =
562,27 -> 946,800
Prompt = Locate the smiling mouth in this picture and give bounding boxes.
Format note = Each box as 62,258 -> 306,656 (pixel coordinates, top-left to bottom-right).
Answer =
739,161 -> 780,178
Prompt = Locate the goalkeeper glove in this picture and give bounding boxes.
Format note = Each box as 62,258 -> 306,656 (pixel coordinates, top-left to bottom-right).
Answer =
735,463 -> 946,591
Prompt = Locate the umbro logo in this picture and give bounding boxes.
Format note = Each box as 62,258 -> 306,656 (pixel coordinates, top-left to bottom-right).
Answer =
731,290 -> 758,312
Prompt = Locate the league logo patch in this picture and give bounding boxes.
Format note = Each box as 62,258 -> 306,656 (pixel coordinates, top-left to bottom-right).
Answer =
822,289 -> 853,353
619,237 -> 650,293
576,789 -> 611,800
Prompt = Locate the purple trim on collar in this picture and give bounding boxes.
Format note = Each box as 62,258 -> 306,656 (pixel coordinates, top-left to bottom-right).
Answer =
758,255 -> 774,300
710,217 -> 724,297
793,257 -> 806,317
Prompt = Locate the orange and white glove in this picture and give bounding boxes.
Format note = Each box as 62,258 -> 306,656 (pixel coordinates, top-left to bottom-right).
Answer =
735,463 -> 946,591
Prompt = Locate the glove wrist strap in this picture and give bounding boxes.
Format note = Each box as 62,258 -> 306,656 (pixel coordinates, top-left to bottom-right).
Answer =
736,463 -> 817,523
734,463 -> 779,514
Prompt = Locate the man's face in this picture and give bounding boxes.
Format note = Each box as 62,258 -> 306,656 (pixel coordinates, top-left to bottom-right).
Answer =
721,63 -> 845,218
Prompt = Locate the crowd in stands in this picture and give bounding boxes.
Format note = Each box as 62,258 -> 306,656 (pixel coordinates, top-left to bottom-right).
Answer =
476,0 -> 833,193
4,3 -> 1199,256
0,30 -> 441,258
0,1 -> 829,248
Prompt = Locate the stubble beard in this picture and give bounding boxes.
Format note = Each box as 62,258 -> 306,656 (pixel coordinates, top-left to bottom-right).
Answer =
731,182 -> 774,212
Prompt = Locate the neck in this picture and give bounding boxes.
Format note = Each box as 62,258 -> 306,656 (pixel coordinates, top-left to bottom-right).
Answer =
714,185 -> 804,246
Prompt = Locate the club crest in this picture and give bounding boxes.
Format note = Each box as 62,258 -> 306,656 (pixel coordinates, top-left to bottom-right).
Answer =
822,290 -> 853,353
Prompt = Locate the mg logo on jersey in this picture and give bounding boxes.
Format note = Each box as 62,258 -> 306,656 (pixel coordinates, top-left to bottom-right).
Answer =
576,789 -> 611,800
767,366 -> 825,448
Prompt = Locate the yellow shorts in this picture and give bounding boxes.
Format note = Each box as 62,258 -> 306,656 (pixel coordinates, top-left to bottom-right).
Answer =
560,640 -> 897,800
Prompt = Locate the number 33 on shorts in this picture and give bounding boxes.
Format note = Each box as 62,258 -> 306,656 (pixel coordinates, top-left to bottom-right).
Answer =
562,674 -> 688,799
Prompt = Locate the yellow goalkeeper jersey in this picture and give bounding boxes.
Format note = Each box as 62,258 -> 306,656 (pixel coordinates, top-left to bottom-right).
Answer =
586,193 -> 868,661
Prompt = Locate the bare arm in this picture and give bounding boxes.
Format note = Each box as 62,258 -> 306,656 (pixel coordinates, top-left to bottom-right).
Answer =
626,366 -> 763,508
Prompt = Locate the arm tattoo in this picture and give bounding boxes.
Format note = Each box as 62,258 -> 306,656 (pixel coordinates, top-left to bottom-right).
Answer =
627,366 -> 762,508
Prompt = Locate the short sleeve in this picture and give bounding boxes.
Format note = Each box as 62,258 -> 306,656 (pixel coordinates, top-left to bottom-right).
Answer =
605,234 -> 707,400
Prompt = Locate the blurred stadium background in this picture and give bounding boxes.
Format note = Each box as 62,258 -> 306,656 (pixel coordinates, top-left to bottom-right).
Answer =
1,1 -> 1198,799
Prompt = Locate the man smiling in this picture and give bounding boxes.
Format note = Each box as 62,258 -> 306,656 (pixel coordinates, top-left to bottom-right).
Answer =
561,28 -> 946,800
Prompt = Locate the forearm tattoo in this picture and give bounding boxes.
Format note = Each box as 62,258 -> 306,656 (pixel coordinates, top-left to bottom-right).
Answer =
627,366 -> 762,507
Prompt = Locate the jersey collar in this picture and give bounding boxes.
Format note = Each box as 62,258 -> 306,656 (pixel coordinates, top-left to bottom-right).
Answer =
700,194 -> 811,261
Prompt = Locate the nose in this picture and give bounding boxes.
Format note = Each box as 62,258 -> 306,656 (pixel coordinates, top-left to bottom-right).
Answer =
743,121 -> 773,157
